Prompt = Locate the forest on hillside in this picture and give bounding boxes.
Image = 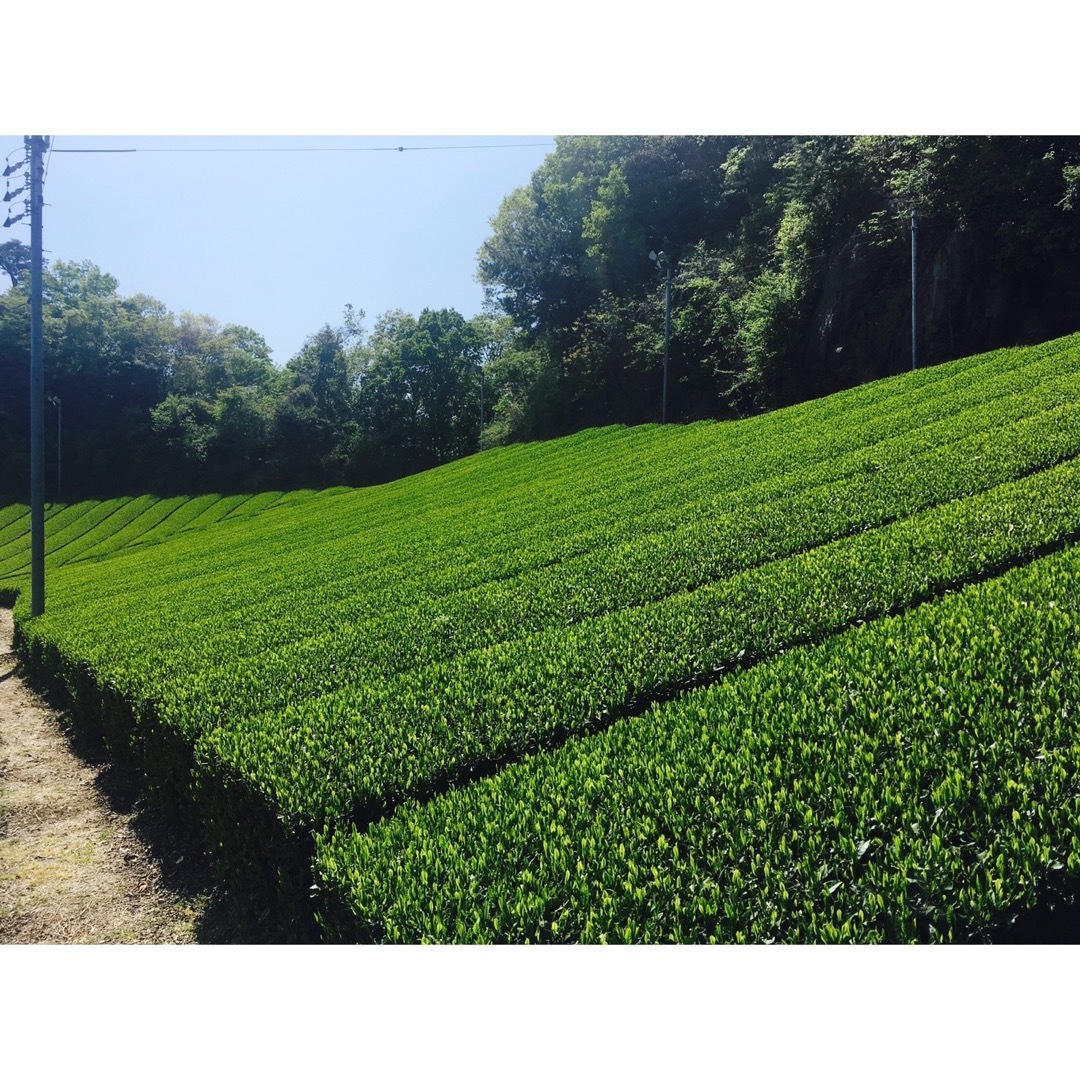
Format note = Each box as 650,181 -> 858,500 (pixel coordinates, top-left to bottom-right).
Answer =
4,135 -> 1080,501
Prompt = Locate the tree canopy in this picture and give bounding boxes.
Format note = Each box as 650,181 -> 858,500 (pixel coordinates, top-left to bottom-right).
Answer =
478,136 -> 1080,434
0,255 -> 503,500
4,136 -> 1080,501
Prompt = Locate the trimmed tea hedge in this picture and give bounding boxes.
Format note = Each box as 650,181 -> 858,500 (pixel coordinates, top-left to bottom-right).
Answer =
315,542 -> 1080,943
3,332 -> 1080,940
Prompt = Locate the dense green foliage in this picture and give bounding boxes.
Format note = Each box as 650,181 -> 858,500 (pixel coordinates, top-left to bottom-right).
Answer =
3,334 -> 1079,941
478,135 -> 1080,434
5,137 -> 1080,502
0,257 -> 505,500
316,546 -> 1080,943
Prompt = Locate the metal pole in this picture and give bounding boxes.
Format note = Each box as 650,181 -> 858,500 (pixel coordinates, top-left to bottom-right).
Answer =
28,136 -> 47,616
662,264 -> 671,424
911,207 -> 918,372
49,396 -> 61,498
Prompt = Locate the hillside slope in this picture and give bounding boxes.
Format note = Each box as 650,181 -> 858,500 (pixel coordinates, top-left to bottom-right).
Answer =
3,333 -> 1080,942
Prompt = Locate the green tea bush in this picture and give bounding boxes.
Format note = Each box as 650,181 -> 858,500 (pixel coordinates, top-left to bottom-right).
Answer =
4,332 -> 1080,939
316,543 -> 1080,943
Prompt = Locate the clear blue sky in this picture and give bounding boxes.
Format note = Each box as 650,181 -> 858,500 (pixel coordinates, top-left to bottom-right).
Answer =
1,135 -> 555,364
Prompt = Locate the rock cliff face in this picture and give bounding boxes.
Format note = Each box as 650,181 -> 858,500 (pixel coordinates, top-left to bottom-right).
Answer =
806,223 -> 1080,398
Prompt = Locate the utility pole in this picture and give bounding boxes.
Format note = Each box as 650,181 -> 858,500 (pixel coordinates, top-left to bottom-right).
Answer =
911,207 -> 918,372
48,395 -> 62,498
479,362 -> 484,450
662,261 -> 671,424
28,136 -> 48,615
649,249 -> 672,423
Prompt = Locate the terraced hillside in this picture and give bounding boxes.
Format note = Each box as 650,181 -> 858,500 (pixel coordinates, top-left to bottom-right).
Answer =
3,333 -> 1079,942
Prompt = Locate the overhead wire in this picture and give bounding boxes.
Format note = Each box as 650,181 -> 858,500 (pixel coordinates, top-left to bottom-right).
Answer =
49,140 -> 556,154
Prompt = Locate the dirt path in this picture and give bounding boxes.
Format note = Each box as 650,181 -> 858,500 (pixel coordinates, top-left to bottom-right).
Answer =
0,607 -> 202,943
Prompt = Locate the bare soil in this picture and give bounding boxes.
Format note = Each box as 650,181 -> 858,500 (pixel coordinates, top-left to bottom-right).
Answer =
0,606 -> 219,943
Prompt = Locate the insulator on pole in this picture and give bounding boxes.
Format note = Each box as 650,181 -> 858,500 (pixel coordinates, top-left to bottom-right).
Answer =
3,211 -> 27,227
3,186 -> 26,201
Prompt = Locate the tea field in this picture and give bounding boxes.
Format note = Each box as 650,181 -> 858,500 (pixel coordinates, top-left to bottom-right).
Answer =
2,333 -> 1079,942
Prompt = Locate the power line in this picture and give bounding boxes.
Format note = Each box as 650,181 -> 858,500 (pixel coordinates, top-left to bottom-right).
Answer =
50,141 -> 556,155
